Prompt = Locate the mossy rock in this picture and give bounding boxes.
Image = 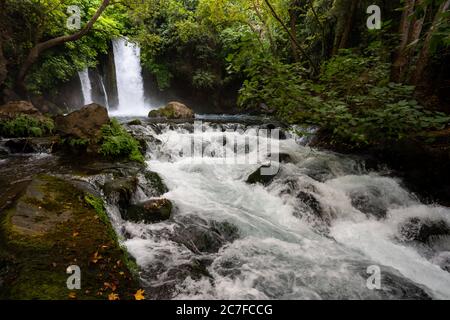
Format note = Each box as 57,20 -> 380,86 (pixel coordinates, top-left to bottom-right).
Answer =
143,171 -> 168,197
0,174 -> 139,300
123,199 -> 173,224
148,102 -> 194,119
127,119 -> 143,126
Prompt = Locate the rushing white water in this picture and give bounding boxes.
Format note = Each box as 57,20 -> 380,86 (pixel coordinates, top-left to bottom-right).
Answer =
112,120 -> 450,300
78,69 -> 93,105
111,38 -> 148,116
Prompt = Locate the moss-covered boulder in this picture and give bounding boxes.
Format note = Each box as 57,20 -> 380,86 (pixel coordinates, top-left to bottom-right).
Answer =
123,199 -> 173,224
0,175 -> 139,300
148,101 -> 194,119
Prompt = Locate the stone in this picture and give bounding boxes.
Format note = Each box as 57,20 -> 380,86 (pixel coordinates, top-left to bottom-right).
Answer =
123,198 -> 173,223
0,100 -> 45,121
55,103 -> 109,140
148,101 -> 194,119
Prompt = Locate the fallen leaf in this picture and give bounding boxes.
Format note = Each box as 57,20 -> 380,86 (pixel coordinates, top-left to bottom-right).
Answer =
108,293 -> 120,301
134,289 -> 145,301
104,282 -> 117,292
91,251 -> 103,264
68,292 -> 77,299
73,232 -> 79,238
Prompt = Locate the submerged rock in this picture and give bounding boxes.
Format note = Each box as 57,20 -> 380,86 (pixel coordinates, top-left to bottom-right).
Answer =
124,198 -> 173,223
172,217 -> 240,254
4,137 -> 58,154
246,166 -> 279,185
148,101 -> 194,119
400,217 -> 450,244
350,188 -> 388,219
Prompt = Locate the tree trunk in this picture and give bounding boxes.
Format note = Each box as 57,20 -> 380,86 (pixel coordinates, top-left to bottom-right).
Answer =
337,0 -> 357,50
289,7 -> 300,62
411,0 -> 450,85
391,0 -> 422,82
332,0 -> 357,55
263,0 -> 318,74
0,37 -> 7,89
16,0 -> 110,97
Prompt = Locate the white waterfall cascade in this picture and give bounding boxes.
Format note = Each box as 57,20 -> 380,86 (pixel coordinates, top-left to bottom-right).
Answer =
78,69 -> 93,105
100,76 -> 110,110
111,38 -> 149,116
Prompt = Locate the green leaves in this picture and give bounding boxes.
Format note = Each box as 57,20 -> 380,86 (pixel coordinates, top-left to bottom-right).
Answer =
99,119 -> 145,163
0,115 -> 54,138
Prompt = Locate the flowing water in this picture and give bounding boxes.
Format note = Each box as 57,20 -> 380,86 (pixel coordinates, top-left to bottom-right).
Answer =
106,118 -> 450,300
78,69 -> 93,105
2,116 -> 449,300
111,38 -> 149,116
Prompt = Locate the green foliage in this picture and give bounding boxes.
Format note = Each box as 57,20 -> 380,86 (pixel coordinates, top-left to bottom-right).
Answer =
0,115 -> 54,138
99,119 -> 144,163
239,48 -> 450,146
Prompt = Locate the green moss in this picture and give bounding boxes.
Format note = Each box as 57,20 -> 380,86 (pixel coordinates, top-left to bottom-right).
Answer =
0,115 -> 54,138
0,175 -> 140,300
127,119 -> 143,126
99,119 -> 145,164
144,171 -> 169,196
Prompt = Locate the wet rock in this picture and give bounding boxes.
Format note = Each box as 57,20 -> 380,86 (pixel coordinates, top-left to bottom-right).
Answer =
350,188 -> 387,219
55,103 -> 109,141
123,198 -> 173,223
400,217 -> 450,244
128,119 -> 142,126
148,101 -> 194,119
103,176 -> 138,211
269,153 -> 292,163
246,166 -> 278,186
141,171 -> 168,197
172,218 -> 240,254
4,137 -> 58,154
296,191 -> 322,217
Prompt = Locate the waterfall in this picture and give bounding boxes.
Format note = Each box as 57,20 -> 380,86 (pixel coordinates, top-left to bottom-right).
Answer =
78,69 -> 93,105
111,38 -> 148,116
100,76 -> 110,110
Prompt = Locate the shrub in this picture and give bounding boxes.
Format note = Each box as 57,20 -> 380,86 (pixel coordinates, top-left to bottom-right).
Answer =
0,115 -> 54,138
98,119 -> 145,163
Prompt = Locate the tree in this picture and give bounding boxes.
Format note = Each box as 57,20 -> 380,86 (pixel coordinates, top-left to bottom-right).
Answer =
16,0 -> 111,97
391,0 -> 427,82
411,0 -> 450,84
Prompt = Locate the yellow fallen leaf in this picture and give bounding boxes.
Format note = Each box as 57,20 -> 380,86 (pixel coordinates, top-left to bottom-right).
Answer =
91,251 -> 103,264
134,289 -> 145,301
108,293 -> 120,301
68,292 -> 77,299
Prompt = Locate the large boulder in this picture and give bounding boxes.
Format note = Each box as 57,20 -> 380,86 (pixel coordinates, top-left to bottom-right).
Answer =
55,103 -> 109,140
0,100 -> 45,121
148,101 -> 194,119
0,175 -> 139,299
